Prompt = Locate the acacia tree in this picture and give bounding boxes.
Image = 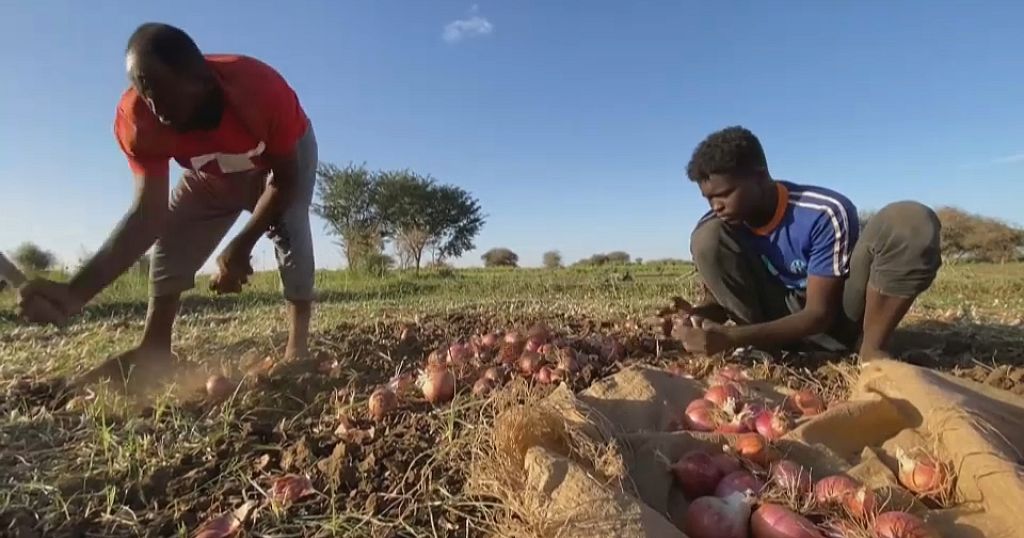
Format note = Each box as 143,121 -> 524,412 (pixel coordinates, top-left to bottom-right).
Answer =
376,171 -> 484,272
935,207 -> 1024,262
482,248 -> 518,267
313,163 -> 385,269
542,250 -> 562,269
12,242 -> 56,273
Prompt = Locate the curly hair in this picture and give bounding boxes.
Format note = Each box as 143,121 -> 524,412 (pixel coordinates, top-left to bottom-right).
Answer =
685,126 -> 768,182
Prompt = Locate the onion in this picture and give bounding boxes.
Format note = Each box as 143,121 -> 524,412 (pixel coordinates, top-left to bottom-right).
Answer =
705,383 -> 744,411
205,375 -> 233,401
755,408 -> 793,441
480,332 -> 500,349
537,343 -> 554,355
814,475 -> 876,517
426,350 -> 447,369
710,364 -> 748,386
684,399 -> 723,432
504,331 -> 524,345
447,342 -> 473,366
482,366 -> 504,384
896,447 -> 950,497
873,511 -> 938,538
786,389 -> 826,416
399,323 -> 417,342
682,492 -> 753,538
556,348 -> 580,373
368,387 -> 398,420
819,519 -> 861,538
734,433 -> 770,465
550,368 -> 566,384
535,365 -> 554,385
670,451 -> 724,500
711,453 -> 743,475
527,322 -> 551,343
517,351 -> 543,376
419,367 -> 456,404
472,377 -> 494,397
715,470 -> 764,497
525,338 -> 542,353
750,503 -> 823,538
270,474 -> 315,505
770,460 -> 813,496
387,372 -> 416,395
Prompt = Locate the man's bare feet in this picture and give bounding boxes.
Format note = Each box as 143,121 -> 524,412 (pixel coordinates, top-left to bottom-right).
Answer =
71,347 -> 189,393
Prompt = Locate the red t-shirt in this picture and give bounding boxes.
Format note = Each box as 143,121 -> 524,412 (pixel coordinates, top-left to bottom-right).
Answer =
114,54 -> 309,178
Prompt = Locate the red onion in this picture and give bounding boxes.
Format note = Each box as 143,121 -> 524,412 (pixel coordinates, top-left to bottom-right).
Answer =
426,350 -> 447,369
716,411 -> 753,434
387,372 -> 416,395
873,511 -> 938,538
750,503 -> 823,538
205,375 -> 233,401
896,447 -> 950,497
755,408 -> 793,441
270,474 -> 314,505
549,368 -> 566,384
368,387 -> 398,420
556,348 -> 580,373
814,475 -> 875,517
472,377 -> 494,397
525,338 -> 542,353
786,390 -> 826,416
482,366 -> 504,384
734,433 -> 770,465
528,323 -> 551,343
537,343 -> 554,355
710,364 -> 748,386
684,399 -> 723,432
682,492 -> 753,538
715,470 -> 764,497
447,342 -> 472,366
480,332 -> 500,349
705,383 -> 744,412
534,365 -> 554,385
504,331 -> 524,345
419,366 -> 456,404
517,351 -> 542,376
670,451 -> 724,500
770,460 -> 813,496
711,453 -> 743,475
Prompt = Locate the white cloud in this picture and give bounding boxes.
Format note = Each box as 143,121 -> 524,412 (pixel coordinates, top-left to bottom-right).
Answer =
442,9 -> 493,44
991,153 -> 1024,165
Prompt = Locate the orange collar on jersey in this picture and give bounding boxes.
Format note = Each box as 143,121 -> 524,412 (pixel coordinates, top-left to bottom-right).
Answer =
749,181 -> 788,236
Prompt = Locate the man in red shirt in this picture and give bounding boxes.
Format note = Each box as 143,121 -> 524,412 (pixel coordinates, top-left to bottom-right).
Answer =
18,23 -> 318,382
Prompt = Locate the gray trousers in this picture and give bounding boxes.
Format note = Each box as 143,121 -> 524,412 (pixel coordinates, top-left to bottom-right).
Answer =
150,123 -> 318,301
690,201 -> 942,350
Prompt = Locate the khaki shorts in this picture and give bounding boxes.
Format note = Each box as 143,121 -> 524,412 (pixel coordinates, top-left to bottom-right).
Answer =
150,123 -> 318,301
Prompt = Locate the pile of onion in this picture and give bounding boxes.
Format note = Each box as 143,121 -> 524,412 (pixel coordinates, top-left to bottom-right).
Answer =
705,383 -> 744,413
517,351 -> 543,377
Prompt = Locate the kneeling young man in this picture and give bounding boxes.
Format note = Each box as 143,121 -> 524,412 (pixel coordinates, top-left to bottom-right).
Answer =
675,126 -> 941,359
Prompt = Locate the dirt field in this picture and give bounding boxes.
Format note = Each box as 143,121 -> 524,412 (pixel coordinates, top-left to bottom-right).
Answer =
1,263 -> 1022,537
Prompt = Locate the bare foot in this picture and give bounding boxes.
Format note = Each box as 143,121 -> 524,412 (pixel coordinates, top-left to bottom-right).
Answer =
71,347 -> 191,394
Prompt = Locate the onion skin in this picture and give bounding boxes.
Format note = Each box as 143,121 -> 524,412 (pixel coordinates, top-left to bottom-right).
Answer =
716,411 -> 753,434
715,470 -> 764,498
750,503 -> 823,538
786,390 -> 826,416
683,492 -> 752,538
368,387 -> 398,420
873,511 -> 939,538
419,367 -> 456,404
755,409 -> 793,441
770,460 -> 813,496
671,451 -> 724,500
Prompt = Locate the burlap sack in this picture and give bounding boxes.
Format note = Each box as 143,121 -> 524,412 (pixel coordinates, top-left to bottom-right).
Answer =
477,360 -> 1024,537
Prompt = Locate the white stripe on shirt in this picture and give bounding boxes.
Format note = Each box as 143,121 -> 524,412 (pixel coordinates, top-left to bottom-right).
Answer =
790,189 -> 852,267
789,199 -> 846,276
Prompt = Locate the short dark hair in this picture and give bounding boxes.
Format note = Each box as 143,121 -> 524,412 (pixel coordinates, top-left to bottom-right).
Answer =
126,23 -> 205,77
685,126 -> 768,182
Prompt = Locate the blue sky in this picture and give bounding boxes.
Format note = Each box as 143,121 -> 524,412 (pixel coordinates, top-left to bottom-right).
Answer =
2,1 -> 1022,270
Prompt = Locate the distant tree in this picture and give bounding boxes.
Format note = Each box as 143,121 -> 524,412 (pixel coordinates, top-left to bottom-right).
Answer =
11,242 -> 56,273
936,207 -> 1024,262
313,162 -> 386,269
606,251 -> 631,264
482,248 -> 519,268
376,171 -> 485,272
542,250 -> 563,269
